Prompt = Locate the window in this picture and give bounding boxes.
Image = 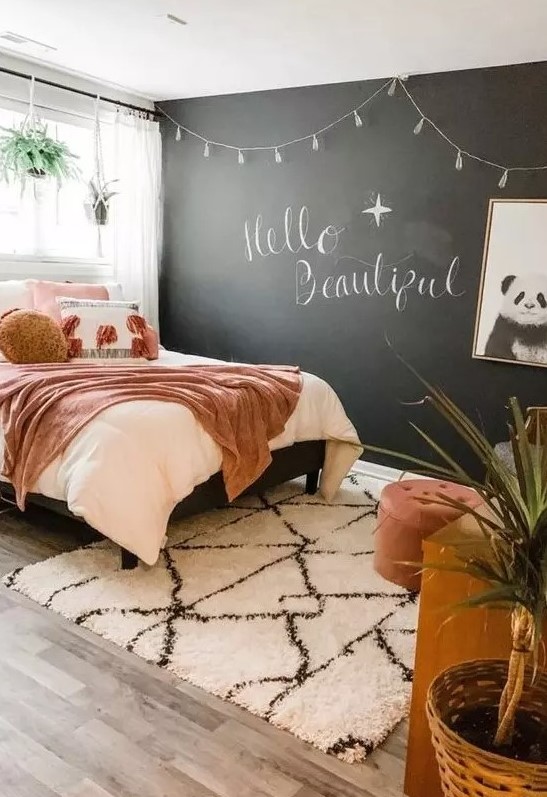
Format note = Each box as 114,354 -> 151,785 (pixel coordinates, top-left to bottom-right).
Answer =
0,106 -> 115,261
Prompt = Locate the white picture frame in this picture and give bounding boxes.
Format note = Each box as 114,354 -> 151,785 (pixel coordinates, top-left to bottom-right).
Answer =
473,198 -> 547,368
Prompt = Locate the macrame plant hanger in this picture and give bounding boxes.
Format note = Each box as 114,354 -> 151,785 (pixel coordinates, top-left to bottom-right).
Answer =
26,75 -> 37,133
24,76 -> 41,199
92,95 -> 106,257
24,76 -> 47,206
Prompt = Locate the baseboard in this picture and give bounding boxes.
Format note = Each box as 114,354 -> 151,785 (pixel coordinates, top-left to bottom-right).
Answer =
353,459 -> 434,484
352,459 -> 405,483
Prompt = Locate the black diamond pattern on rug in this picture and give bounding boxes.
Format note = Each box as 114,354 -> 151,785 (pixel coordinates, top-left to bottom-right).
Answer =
4,472 -> 418,763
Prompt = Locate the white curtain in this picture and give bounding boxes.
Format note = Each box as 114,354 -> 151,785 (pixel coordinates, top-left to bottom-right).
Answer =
113,111 -> 162,331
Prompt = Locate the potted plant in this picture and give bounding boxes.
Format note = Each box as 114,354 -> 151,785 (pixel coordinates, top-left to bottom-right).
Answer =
368,366 -> 547,794
85,178 -> 119,226
0,121 -> 79,185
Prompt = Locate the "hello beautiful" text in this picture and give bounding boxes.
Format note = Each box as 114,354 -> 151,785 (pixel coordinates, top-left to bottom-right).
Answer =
244,205 -> 464,310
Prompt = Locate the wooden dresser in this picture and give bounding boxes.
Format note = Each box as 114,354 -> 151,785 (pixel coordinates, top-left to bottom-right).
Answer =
404,516 -> 547,797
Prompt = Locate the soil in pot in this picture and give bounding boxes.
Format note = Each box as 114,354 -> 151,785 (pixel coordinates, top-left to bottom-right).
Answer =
451,706 -> 547,764
27,167 -> 47,178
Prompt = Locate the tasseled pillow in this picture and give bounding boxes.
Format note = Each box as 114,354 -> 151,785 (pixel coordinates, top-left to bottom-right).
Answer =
56,298 -> 154,362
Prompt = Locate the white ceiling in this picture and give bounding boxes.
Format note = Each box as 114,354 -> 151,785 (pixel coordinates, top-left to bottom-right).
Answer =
1,0 -> 546,101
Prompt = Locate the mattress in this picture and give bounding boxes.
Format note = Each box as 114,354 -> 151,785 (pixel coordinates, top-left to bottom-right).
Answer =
0,351 -> 362,564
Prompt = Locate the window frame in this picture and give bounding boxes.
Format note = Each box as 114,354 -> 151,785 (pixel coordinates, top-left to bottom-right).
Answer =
0,252 -> 115,282
0,101 -> 116,269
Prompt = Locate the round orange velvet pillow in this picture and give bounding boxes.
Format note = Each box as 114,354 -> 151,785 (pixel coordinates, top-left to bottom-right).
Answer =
0,309 -> 68,364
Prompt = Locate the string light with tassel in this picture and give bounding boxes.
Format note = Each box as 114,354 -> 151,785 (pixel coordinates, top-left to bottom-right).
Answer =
158,74 -> 547,188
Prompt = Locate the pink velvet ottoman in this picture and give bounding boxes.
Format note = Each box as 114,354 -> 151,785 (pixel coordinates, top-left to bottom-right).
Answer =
373,479 -> 483,591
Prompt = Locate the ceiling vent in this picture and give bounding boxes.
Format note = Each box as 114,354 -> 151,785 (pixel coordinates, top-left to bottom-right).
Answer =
0,31 -> 57,53
165,14 -> 187,26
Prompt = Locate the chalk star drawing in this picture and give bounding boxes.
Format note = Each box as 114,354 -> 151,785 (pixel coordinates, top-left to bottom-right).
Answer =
362,194 -> 392,227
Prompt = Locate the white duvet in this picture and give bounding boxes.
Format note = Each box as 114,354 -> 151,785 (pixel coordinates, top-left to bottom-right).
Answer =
1,351 -> 362,564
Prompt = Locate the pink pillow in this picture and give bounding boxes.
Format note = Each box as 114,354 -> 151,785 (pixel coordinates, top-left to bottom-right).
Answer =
32,281 -> 109,322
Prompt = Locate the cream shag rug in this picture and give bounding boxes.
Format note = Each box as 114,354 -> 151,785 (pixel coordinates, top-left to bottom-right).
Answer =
4,472 -> 417,763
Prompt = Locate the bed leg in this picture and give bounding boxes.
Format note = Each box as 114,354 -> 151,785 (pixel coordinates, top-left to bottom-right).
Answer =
305,469 -> 320,495
121,547 -> 139,570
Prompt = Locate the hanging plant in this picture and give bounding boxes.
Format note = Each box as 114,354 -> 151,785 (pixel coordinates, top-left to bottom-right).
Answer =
85,178 -> 119,226
85,97 -> 119,235
0,121 -> 79,185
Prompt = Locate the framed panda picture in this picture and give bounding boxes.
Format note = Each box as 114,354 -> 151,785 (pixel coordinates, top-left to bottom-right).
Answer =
473,198 -> 547,368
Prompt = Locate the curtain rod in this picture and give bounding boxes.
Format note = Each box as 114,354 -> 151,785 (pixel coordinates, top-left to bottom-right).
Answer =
0,64 -> 155,115
0,90 -> 100,123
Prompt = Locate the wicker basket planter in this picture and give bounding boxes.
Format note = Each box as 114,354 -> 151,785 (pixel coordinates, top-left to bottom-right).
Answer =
427,659 -> 547,796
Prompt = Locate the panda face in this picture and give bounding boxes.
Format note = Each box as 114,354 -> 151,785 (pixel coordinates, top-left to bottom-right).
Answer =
500,274 -> 547,327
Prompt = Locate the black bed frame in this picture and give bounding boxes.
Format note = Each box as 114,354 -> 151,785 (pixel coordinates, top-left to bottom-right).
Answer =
3,440 -> 325,570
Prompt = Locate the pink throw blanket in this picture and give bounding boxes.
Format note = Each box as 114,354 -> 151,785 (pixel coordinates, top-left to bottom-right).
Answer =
0,362 -> 302,508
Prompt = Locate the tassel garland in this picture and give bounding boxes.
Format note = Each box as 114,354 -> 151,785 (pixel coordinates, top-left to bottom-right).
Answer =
68,338 -> 83,358
61,315 -> 80,339
158,75 -> 547,191
131,337 -> 148,358
126,314 -> 149,358
96,324 -> 118,349
126,315 -> 147,335
498,169 -> 509,189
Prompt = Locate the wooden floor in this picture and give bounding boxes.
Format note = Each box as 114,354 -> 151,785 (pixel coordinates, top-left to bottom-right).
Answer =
0,502 -> 407,797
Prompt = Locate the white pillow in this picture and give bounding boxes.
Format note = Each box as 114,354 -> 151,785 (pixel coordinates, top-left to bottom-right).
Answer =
57,297 -> 149,362
0,280 -> 33,316
105,282 -> 125,301
0,281 -> 34,361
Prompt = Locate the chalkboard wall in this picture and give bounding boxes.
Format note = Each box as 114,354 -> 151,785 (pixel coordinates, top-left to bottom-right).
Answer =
158,61 -> 547,471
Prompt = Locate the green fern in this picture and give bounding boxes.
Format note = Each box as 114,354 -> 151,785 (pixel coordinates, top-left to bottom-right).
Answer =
0,121 -> 80,184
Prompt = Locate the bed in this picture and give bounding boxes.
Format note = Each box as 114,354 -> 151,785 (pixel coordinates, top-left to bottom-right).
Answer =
0,350 -> 362,567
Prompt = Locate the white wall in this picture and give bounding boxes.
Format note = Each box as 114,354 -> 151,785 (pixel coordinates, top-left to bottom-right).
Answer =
0,50 -> 153,122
